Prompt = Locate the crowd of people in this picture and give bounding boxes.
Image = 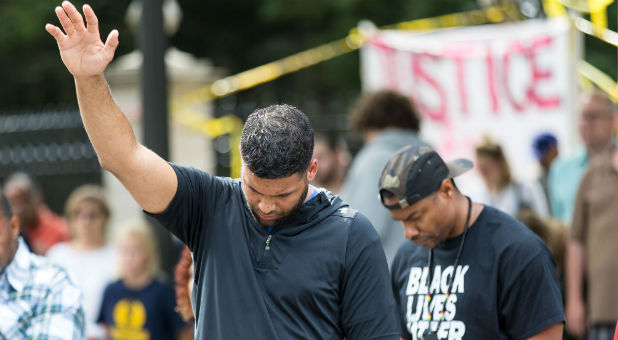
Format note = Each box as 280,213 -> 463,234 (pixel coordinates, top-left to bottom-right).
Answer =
0,1 -> 616,340
0,175 -> 192,340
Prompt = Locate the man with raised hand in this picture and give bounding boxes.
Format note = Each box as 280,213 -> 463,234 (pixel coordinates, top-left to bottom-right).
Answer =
46,2 -> 399,339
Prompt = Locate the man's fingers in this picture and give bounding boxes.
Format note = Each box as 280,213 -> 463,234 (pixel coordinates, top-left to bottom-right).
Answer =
55,6 -> 74,35
62,1 -> 86,32
45,24 -> 67,42
103,30 -> 119,61
83,4 -> 99,34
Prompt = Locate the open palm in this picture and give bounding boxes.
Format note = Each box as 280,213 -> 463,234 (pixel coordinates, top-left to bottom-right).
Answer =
46,1 -> 119,78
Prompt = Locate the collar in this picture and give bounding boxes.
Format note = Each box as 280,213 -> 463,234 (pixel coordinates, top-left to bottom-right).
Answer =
579,148 -> 589,166
372,129 -> 419,143
240,180 -> 339,234
306,184 -> 319,202
4,237 -> 32,292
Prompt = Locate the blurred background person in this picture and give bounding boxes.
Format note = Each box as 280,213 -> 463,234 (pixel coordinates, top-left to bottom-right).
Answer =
0,188 -> 85,340
47,184 -> 117,340
4,172 -> 69,255
340,89 -> 428,266
517,207 -> 566,272
565,119 -> 617,340
174,246 -> 194,340
532,132 -> 559,215
470,137 -> 549,218
311,131 -> 350,194
516,207 -> 567,291
548,89 -> 616,227
97,220 -> 188,340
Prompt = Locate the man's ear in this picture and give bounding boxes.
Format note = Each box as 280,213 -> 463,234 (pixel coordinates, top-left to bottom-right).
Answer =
438,178 -> 455,198
306,159 -> 318,182
9,215 -> 20,240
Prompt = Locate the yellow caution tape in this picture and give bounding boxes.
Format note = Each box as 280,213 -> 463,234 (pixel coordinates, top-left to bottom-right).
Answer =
559,0 -> 617,100
171,4 -> 521,115
174,106 -> 243,178
558,0 -> 593,11
578,60 -> 618,102
383,3 -> 522,31
170,5 -> 522,176
588,0 -> 613,31
170,1 -> 616,175
573,17 -> 618,45
557,0 -> 614,30
544,0 -> 568,17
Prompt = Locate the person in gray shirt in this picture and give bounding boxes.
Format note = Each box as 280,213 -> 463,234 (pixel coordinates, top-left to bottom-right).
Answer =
341,90 -> 429,267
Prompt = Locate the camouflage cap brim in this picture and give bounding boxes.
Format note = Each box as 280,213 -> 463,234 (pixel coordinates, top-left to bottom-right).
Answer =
446,158 -> 473,178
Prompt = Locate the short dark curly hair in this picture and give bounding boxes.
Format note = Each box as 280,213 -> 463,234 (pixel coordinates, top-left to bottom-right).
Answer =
240,104 -> 314,179
349,89 -> 421,134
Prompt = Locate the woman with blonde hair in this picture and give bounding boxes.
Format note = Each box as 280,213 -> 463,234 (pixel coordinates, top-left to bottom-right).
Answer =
47,184 -> 116,340
471,137 -> 549,217
97,220 -> 188,340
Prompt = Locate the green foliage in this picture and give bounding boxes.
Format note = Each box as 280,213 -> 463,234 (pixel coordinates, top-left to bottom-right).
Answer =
171,0 -> 479,107
583,1 -> 617,81
0,0 -> 133,110
0,0 -> 615,111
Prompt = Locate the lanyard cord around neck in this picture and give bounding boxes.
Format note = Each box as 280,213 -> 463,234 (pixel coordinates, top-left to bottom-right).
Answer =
425,195 -> 472,323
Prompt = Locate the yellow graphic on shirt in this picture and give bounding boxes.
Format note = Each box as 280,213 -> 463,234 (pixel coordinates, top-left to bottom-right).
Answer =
110,299 -> 150,340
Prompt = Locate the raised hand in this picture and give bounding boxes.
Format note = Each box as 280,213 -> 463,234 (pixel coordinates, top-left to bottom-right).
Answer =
45,1 -> 119,78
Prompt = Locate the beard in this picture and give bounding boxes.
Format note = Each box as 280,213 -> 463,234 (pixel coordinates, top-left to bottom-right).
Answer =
410,236 -> 440,249
249,184 -> 308,227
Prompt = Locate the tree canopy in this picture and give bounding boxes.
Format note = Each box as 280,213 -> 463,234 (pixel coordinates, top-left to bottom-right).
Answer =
0,0 -> 614,111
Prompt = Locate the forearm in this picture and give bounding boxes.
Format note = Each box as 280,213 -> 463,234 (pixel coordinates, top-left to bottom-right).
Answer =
74,74 -> 177,213
565,240 -> 585,303
529,322 -> 563,340
48,2 -> 177,213
74,74 -> 139,172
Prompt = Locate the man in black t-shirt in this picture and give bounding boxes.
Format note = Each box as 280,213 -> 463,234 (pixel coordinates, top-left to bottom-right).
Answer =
378,145 -> 564,340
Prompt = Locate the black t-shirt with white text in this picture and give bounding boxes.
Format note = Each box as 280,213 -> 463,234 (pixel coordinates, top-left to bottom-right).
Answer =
391,205 -> 564,340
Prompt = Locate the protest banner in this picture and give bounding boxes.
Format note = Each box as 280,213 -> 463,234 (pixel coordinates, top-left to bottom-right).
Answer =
361,18 -> 576,180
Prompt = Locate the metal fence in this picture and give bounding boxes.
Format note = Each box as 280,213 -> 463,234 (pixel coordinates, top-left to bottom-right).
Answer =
0,109 -> 102,214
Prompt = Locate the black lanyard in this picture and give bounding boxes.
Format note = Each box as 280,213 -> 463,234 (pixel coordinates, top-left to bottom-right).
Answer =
422,196 -> 472,340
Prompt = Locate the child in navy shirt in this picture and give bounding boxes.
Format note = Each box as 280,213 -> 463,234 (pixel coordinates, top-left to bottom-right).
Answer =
98,220 -> 188,340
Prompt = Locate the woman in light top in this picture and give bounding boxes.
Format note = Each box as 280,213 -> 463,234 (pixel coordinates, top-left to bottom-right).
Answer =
471,137 -> 549,218
47,184 -> 116,340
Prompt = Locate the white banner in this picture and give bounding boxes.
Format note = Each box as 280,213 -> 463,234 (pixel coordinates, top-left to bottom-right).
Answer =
361,18 -> 576,181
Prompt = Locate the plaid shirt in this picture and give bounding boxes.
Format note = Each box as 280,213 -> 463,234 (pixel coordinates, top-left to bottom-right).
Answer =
0,238 -> 85,340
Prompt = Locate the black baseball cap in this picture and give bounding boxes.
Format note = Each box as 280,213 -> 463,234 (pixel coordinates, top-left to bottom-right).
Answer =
378,145 -> 473,210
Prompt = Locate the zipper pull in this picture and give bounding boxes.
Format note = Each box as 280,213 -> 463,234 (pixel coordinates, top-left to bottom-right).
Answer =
265,234 -> 272,251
